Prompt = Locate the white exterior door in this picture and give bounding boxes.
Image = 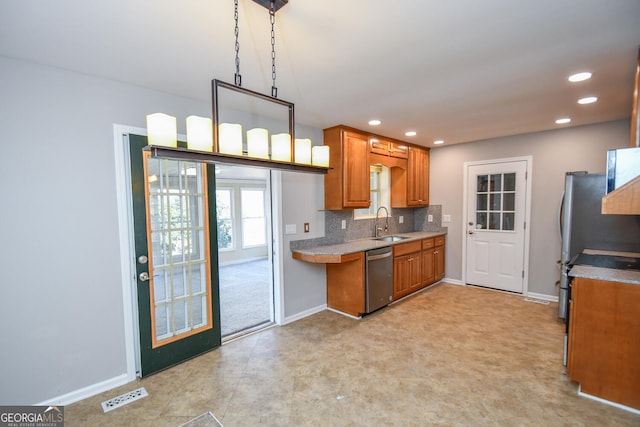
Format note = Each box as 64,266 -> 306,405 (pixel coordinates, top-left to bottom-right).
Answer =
465,159 -> 529,293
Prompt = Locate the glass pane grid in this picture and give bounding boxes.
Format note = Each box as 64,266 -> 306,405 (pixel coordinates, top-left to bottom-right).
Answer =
475,173 -> 516,232
147,158 -> 210,345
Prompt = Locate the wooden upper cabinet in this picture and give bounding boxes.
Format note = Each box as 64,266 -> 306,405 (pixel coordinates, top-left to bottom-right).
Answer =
324,126 -> 370,210
369,138 -> 389,156
370,138 -> 408,159
389,141 -> 409,159
407,146 -> 430,206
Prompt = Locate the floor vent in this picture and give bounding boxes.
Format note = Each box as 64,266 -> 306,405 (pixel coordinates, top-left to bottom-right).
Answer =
524,297 -> 550,305
101,387 -> 148,413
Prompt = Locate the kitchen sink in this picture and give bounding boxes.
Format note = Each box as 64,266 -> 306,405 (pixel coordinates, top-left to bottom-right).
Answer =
374,235 -> 410,242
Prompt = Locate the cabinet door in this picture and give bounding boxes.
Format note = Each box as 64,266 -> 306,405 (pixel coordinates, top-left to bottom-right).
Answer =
422,248 -> 435,286
407,147 -> 429,206
407,252 -> 423,292
326,252 -> 365,317
369,138 -> 389,155
343,132 -> 370,208
434,244 -> 445,281
394,252 -> 421,299
389,142 -> 409,159
393,256 -> 411,300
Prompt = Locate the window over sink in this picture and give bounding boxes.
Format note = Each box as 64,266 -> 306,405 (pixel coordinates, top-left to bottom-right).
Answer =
354,164 -> 390,219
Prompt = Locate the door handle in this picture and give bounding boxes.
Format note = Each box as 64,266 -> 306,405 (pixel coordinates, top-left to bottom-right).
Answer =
468,230 -> 474,235
139,272 -> 150,282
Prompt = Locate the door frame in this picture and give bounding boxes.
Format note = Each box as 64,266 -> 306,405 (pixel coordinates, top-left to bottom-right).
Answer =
461,156 -> 533,295
113,124 -> 286,379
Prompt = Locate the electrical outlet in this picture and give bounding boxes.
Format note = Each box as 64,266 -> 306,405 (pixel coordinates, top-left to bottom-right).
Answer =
304,222 -> 310,233
341,219 -> 347,229
399,216 -> 404,224
428,214 -> 433,222
285,224 -> 296,235
443,214 -> 452,223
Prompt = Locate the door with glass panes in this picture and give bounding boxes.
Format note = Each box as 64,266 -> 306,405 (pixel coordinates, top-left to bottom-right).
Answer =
129,134 -> 220,376
465,160 -> 527,293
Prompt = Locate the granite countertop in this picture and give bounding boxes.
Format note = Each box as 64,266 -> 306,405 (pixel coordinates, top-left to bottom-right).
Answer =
569,265 -> 640,285
291,231 -> 446,263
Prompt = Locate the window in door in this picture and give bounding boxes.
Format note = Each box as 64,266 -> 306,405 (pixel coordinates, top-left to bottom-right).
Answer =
475,173 -> 516,231
146,159 -> 213,347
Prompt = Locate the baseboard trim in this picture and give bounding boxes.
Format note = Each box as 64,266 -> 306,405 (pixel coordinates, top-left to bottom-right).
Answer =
36,373 -> 134,406
442,277 -> 464,286
282,304 -> 327,325
526,291 -> 558,302
578,385 -> 640,415
326,307 -> 362,320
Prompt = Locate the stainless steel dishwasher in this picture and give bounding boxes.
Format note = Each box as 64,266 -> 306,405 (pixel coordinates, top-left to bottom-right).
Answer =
365,246 -> 394,313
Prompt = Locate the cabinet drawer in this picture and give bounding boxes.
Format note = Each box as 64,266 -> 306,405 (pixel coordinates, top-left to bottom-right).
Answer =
435,236 -> 445,246
393,240 -> 422,256
422,238 -> 435,249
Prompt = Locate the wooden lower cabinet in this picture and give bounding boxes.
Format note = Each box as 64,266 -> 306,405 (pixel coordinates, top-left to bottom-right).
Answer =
393,236 -> 446,300
434,236 -> 445,282
323,236 -> 447,313
421,239 -> 435,285
393,253 -> 422,300
421,236 -> 445,288
326,252 -> 365,317
567,277 -> 640,410
393,241 -> 422,300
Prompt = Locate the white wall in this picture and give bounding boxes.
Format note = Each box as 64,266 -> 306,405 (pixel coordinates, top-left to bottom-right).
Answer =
281,169 -> 327,319
430,120 -> 630,297
0,56 -> 327,405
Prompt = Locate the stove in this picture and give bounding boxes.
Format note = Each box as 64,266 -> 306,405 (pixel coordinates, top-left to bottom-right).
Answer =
571,253 -> 640,271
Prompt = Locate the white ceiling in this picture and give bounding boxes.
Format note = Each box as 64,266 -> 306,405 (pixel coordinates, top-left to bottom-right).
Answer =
1,0 -> 639,147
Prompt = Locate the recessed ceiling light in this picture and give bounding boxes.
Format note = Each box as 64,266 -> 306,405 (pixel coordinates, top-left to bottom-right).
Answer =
368,119 -> 381,126
578,96 -> 598,104
405,131 -> 417,137
555,118 -> 571,124
434,140 -> 444,145
568,72 -> 592,82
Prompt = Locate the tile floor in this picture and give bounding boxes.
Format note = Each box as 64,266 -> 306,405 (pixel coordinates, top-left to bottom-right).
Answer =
66,283 -> 639,426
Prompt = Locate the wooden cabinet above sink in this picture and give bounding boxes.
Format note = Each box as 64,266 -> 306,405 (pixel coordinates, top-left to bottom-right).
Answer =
370,138 -> 409,159
322,125 -> 430,210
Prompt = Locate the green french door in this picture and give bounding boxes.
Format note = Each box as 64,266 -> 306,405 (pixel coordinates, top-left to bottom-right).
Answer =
129,134 -> 221,376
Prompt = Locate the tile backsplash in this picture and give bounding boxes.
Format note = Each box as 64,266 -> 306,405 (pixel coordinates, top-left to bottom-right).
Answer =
290,205 -> 447,250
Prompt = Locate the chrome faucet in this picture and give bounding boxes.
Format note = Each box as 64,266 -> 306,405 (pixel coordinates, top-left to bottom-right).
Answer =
375,206 -> 390,237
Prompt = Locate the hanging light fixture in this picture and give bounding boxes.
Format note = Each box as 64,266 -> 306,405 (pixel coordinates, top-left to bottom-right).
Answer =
185,115 -> 213,152
145,0 -> 329,174
146,113 -> 177,148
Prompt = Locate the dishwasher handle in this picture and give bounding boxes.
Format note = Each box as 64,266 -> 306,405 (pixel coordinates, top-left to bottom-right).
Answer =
367,251 -> 392,261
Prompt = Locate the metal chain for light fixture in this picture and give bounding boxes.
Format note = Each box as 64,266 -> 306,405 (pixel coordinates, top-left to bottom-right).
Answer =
234,0 -> 242,86
270,0 -> 278,97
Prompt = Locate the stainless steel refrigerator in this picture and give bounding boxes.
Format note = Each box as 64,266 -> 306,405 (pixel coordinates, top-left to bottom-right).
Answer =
558,171 -> 640,319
